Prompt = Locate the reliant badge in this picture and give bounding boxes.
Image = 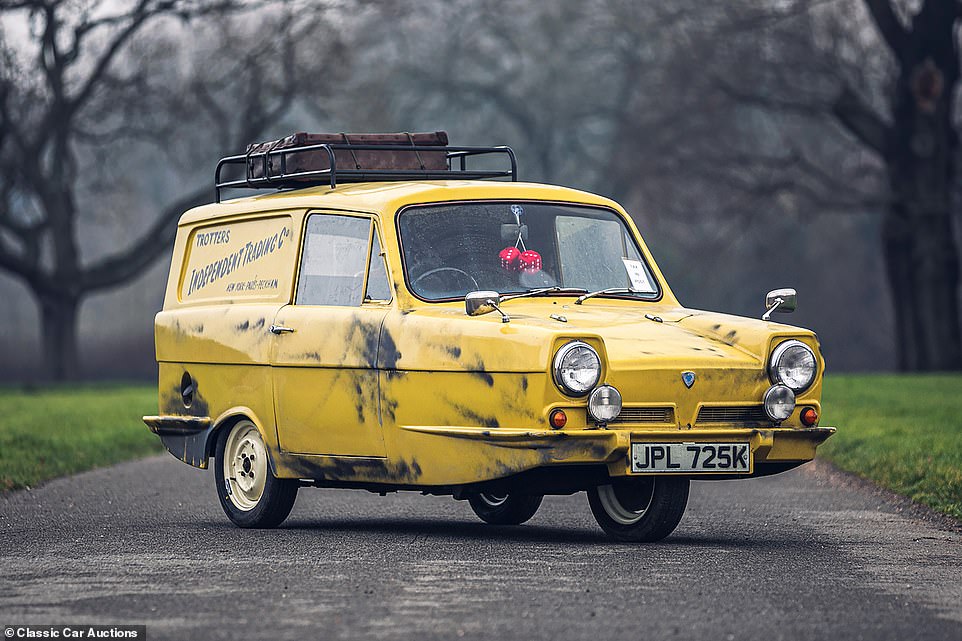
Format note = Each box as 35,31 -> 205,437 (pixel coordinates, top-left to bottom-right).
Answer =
682,371 -> 696,388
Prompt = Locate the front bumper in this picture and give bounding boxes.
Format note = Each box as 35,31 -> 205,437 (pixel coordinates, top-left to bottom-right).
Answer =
401,424 -> 835,479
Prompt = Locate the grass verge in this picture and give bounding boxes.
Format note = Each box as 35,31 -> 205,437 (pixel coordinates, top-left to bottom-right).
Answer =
1,376 -> 960,521
820,373 -> 962,520
0,384 -> 160,491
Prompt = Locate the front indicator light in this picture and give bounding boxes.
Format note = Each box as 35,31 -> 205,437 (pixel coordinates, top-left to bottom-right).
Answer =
587,384 -> 622,424
763,384 -> 796,422
801,407 -> 818,426
549,409 -> 568,429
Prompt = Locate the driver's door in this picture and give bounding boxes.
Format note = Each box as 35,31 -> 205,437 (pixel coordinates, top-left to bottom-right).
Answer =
271,212 -> 393,456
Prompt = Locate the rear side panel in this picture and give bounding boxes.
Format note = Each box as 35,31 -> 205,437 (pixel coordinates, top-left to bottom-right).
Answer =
152,211 -> 302,467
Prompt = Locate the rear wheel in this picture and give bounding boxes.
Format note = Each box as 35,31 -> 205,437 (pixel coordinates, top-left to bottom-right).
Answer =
214,419 -> 298,528
587,476 -> 689,542
467,492 -> 543,525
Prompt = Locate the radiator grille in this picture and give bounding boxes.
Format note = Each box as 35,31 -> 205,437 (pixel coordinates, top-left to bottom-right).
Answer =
696,405 -> 770,425
609,406 -> 675,424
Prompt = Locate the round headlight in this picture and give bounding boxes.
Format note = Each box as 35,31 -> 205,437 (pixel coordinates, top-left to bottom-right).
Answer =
553,341 -> 601,396
763,384 -> 796,422
768,340 -> 817,392
588,384 -> 622,423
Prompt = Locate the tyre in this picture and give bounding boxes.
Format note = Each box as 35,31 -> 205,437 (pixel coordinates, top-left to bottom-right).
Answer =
214,419 -> 298,528
587,476 -> 689,542
467,492 -> 544,525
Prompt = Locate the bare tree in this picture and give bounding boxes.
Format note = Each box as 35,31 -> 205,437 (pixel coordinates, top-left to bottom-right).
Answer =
0,0 -> 348,380
696,0 -> 962,371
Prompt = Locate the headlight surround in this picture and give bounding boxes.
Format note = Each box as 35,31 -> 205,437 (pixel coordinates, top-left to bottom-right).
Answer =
763,384 -> 796,422
768,339 -> 817,393
587,384 -> 622,423
552,341 -> 601,396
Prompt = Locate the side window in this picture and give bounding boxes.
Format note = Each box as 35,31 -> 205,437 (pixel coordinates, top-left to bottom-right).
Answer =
296,215 -> 371,306
365,230 -> 392,302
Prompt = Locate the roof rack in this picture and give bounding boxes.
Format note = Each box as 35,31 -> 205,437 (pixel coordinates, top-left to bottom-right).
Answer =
214,142 -> 518,203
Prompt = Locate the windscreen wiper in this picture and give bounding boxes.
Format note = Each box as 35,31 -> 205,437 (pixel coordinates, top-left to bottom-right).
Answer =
501,287 -> 588,303
574,287 -> 642,305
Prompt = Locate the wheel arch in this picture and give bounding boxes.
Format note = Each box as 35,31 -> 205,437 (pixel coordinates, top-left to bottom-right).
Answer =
206,408 -> 278,475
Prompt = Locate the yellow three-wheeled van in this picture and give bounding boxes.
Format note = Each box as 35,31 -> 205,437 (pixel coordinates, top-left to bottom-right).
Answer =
144,132 -> 834,541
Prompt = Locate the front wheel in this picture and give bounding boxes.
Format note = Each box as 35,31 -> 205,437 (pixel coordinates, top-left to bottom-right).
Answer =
467,492 -> 543,525
214,419 -> 298,528
587,476 -> 689,542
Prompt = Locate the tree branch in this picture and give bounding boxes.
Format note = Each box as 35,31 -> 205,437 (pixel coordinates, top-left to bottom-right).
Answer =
714,75 -> 832,117
67,0 -> 154,113
831,84 -> 889,156
79,185 -> 209,292
0,235 -> 56,293
863,0 -> 909,60
69,1 -> 248,115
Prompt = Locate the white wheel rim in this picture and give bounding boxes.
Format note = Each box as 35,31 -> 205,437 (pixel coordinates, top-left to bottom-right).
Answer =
223,422 -> 268,511
478,492 -> 509,507
598,481 -> 655,525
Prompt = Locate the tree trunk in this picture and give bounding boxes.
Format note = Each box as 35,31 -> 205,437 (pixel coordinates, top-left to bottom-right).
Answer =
880,2 -> 962,372
38,293 -> 81,382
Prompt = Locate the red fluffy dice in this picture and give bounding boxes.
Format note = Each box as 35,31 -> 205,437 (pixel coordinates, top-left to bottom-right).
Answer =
520,250 -> 542,272
499,246 -> 521,271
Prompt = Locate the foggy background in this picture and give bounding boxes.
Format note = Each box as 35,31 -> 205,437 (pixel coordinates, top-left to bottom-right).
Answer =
2,0 -> 960,382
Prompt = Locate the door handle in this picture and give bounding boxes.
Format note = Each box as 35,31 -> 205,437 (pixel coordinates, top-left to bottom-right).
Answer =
270,324 -> 295,335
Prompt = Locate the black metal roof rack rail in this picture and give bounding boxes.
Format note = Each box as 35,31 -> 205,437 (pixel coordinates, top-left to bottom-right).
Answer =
214,143 -> 518,203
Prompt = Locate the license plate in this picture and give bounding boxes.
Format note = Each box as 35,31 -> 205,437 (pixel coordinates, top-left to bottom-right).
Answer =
630,442 -> 752,474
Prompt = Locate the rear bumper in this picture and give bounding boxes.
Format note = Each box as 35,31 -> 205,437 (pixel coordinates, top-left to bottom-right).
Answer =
400,424 -> 835,479
143,415 -> 213,469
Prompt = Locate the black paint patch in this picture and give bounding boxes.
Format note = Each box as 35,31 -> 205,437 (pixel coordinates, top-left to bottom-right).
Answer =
252,317 -> 266,330
162,378 -> 210,419
353,379 -> 366,423
466,356 -> 494,387
235,319 -> 250,332
378,329 -> 403,379
445,345 -> 462,359
471,370 -> 495,387
381,393 -> 400,423
520,375 -> 529,392
451,404 -> 499,428
284,454 -> 422,484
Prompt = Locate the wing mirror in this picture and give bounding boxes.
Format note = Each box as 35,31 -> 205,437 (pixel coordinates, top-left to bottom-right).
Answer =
465,291 -> 510,323
762,288 -> 797,321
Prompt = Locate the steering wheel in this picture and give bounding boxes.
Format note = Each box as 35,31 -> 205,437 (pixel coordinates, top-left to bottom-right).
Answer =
412,267 -> 480,292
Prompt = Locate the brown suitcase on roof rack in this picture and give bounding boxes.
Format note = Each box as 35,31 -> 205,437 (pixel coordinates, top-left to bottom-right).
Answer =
246,131 -> 449,181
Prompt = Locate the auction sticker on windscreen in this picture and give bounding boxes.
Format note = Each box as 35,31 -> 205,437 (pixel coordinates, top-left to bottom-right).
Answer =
622,258 -> 654,292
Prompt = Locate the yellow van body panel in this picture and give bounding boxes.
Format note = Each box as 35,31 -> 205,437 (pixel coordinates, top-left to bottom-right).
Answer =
147,180 -> 833,486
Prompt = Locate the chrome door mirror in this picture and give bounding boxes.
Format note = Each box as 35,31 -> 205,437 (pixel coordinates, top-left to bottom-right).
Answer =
465,291 -> 509,322
465,291 -> 501,316
762,288 -> 797,321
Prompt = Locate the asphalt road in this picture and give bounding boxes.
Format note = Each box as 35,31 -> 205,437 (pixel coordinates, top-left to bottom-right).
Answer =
2,456 -> 961,641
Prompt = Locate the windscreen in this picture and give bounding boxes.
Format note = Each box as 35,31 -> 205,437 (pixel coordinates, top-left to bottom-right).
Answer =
397,202 -> 659,301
